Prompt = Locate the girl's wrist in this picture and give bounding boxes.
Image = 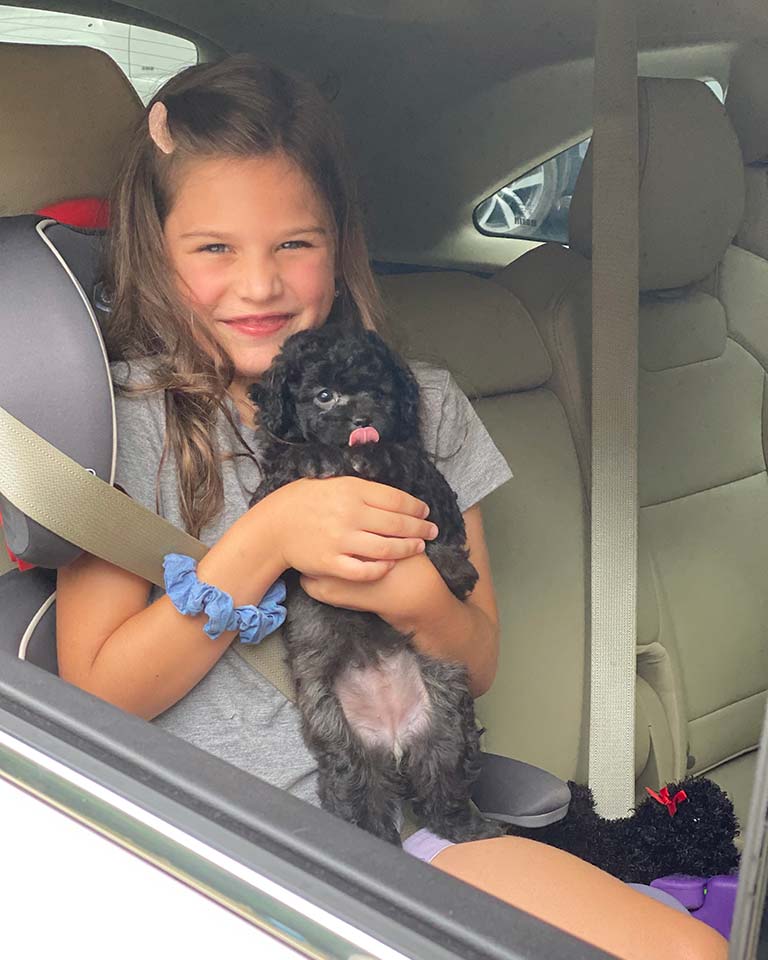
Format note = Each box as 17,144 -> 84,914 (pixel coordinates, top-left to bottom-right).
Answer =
387,555 -> 456,636
197,499 -> 288,607
249,487 -> 294,571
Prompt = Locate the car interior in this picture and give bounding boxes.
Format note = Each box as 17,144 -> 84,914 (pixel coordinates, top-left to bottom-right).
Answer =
2,0 -> 768,953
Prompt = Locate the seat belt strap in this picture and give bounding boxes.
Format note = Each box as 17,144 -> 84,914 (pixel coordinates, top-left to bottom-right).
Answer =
588,0 -> 640,818
0,403 -> 296,701
0,404 -> 205,585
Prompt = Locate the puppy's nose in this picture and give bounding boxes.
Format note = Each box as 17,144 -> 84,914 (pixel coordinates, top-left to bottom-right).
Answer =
353,416 -> 372,427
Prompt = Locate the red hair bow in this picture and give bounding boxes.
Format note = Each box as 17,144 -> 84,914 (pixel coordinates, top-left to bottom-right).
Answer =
646,785 -> 688,816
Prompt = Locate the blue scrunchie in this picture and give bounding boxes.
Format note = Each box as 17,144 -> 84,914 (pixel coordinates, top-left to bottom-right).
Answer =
163,553 -> 287,644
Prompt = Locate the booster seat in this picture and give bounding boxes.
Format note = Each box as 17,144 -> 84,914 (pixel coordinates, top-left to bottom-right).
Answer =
0,216 -> 109,672
0,40 -> 144,669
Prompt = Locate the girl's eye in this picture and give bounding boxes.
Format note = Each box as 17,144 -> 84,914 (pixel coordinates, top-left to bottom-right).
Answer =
280,240 -> 311,250
199,243 -> 229,254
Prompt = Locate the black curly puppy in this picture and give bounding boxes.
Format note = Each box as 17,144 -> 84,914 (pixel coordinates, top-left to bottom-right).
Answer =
507,777 -> 740,884
248,322 -> 502,846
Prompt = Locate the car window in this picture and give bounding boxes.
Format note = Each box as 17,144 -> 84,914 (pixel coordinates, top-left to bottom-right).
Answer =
474,138 -> 590,244
0,4 -> 197,103
474,77 -> 725,246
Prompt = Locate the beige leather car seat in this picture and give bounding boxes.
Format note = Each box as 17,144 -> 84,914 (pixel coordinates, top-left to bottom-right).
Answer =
497,77 -> 768,830
0,41 -> 141,215
380,272 -> 591,782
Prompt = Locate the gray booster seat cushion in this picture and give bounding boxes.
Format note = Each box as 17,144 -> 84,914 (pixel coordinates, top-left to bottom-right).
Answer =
0,215 -> 113,672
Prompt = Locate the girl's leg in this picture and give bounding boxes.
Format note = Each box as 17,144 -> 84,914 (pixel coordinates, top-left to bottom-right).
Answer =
431,836 -> 727,960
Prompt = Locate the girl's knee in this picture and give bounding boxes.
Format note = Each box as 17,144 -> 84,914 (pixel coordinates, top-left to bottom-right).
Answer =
666,917 -> 727,960
431,837 -> 728,960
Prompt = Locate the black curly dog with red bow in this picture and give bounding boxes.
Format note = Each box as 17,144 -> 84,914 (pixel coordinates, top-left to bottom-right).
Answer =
507,777 -> 740,884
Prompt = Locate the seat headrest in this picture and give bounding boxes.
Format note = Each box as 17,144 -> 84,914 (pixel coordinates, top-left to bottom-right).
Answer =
569,77 -> 744,291
725,45 -> 768,261
0,43 -> 142,216
726,44 -> 768,165
379,272 -> 551,397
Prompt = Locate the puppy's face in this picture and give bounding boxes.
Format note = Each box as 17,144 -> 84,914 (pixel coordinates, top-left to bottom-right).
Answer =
250,326 -> 421,446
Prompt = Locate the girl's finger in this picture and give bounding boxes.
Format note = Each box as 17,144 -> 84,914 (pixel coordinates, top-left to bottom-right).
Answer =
299,574 -> 329,602
347,531 -> 426,561
333,555 -> 395,582
359,481 -> 430,518
360,506 -> 438,541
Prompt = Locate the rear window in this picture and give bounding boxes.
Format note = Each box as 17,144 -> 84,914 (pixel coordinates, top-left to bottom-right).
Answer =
474,138 -> 590,244
0,4 -> 197,103
474,78 -> 725,245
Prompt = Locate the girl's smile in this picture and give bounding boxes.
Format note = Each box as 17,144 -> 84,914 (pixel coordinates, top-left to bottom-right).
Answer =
220,313 -> 295,337
163,151 -> 336,388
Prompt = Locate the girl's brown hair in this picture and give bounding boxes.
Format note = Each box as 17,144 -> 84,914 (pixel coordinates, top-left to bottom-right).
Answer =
103,55 -> 384,537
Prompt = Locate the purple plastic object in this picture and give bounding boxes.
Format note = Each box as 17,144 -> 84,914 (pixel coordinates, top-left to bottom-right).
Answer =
651,874 -> 739,939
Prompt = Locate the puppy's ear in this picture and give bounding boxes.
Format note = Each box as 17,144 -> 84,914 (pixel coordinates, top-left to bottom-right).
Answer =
247,381 -> 268,408
324,294 -> 365,337
250,356 -> 299,440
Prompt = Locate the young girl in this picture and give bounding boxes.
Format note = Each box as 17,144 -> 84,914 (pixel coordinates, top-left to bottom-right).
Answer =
56,56 -> 725,960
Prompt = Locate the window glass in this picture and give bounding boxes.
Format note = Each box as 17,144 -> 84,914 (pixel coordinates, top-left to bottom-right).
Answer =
704,77 -> 725,101
474,137 -> 590,244
0,4 -> 197,102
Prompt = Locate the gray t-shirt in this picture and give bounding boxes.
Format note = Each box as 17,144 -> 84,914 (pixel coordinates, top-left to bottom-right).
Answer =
111,358 -> 512,806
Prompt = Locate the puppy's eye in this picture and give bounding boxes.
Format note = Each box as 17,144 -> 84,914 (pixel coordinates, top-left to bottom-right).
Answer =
314,389 -> 337,409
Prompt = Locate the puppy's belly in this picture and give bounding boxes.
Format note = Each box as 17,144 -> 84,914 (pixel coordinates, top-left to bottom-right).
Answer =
334,650 -> 431,758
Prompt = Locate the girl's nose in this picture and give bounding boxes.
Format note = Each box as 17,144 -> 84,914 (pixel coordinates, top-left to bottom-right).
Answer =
237,253 -> 283,302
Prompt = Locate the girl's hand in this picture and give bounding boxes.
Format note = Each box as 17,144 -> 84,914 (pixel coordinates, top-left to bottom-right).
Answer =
299,552 -> 447,629
260,477 -> 438,582
298,506 -> 499,696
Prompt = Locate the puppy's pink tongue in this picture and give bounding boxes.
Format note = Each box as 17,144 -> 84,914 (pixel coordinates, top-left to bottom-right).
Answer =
348,426 -> 380,446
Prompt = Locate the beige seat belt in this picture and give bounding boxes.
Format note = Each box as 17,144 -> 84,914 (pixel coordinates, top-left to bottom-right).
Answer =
587,0 -> 640,819
0,402 -> 295,701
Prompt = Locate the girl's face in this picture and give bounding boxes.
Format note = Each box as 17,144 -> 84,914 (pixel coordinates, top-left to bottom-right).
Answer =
164,151 -> 337,387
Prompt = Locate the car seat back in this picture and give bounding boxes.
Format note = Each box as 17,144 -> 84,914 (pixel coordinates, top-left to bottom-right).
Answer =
0,42 -> 140,216
497,77 -> 768,830
726,43 -> 768,262
381,272 -> 590,781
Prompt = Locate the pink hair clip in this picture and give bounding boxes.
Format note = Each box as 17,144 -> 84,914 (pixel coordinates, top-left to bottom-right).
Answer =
148,101 -> 175,155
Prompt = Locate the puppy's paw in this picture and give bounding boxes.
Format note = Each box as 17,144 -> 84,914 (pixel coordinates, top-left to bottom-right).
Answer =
302,448 -> 344,479
347,445 -> 393,479
425,543 -> 478,600
439,811 -> 505,844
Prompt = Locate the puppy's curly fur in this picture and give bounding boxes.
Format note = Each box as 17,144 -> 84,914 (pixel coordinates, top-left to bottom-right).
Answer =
507,777 -> 740,884
249,323 -> 502,845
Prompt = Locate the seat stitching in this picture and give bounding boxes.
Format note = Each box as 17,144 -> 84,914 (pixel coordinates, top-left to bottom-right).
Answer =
641,467 -> 768,509
688,688 -> 767,728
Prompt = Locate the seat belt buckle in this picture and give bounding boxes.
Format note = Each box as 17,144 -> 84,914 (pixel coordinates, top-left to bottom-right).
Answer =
0,511 -> 36,572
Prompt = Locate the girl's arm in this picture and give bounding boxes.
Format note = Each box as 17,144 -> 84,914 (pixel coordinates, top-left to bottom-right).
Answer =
406,505 -> 499,696
57,500 -> 285,720
57,478 -> 435,719
300,504 -> 500,697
